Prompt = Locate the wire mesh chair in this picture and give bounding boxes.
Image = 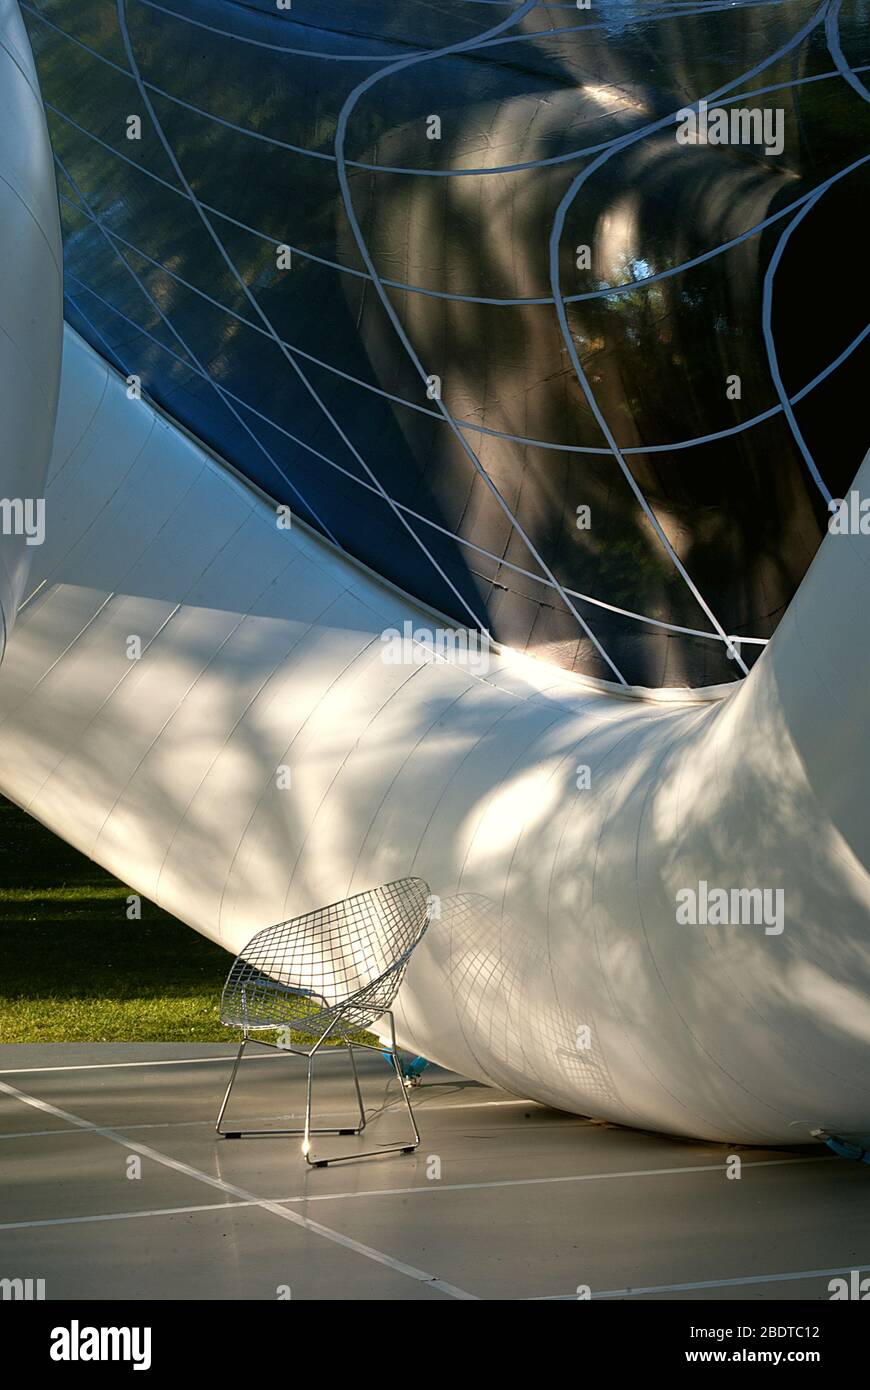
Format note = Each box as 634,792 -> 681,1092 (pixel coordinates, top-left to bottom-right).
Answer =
215,878 -> 432,1166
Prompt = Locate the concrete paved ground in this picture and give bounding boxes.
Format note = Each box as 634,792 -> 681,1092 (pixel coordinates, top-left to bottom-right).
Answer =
0,1043 -> 868,1301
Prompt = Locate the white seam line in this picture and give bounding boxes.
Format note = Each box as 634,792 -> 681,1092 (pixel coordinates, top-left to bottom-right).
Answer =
333,2 -> 629,684
0,1107 -> 579,1140
57,258 -> 770,652
0,1077 -> 477,1300
275,1155 -> 831,1202
54,152 -> 340,546
115,0 -> 492,641
0,1049 -> 497,1085
0,1200 -> 251,1232
0,1157 -> 831,1232
534,1261 -> 870,1299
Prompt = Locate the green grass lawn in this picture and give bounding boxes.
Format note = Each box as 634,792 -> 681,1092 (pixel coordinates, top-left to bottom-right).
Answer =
0,797 -> 231,1043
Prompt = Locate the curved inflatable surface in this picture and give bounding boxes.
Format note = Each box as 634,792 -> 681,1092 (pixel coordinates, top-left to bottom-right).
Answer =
21,0 -> 870,688
0,0 -> 62,656
1,2 -> 868,1146
0,322 -> 867,1145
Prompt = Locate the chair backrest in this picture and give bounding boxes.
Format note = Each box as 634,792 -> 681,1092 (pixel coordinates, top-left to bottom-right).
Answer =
223,878 -> 431,1016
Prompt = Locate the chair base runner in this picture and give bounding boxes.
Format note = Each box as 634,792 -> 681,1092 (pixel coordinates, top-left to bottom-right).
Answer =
222,1127 -> 359,1138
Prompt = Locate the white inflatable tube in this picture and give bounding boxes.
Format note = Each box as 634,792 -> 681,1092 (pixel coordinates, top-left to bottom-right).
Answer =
1,1 -> 867,1145
0,0 -> 62,656
0,323 -> 867,1145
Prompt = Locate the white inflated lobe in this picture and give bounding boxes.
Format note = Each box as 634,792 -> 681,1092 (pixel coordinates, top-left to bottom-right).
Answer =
0,324 -> 867,1144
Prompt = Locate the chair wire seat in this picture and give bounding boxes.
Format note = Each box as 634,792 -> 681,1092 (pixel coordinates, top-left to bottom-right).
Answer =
216,878 -> 432,1167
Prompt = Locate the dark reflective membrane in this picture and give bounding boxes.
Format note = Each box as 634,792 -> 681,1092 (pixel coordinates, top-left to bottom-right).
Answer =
26,0 -> 870,686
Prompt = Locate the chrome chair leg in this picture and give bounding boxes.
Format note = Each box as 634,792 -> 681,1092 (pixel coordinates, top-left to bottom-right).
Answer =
388,1009 -> 420,1146
346,1043 -> 367,1132
302,1055 -> 314,1158
216,1032 -> 361,1141
304,1013 -> 421,1167
215,1037 -> 246,1134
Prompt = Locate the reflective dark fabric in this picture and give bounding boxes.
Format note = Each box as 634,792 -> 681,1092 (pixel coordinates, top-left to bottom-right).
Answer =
24,0 -> 870,686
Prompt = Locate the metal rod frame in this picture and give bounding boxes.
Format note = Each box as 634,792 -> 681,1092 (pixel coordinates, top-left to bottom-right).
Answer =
215,1011 -> 420,1167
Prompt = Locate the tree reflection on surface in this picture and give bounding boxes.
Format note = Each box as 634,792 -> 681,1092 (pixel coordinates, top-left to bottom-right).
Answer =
25,0 -> 870,686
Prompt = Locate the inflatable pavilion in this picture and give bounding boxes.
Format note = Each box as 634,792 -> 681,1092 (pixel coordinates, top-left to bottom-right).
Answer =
0,0 -> 868,1144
